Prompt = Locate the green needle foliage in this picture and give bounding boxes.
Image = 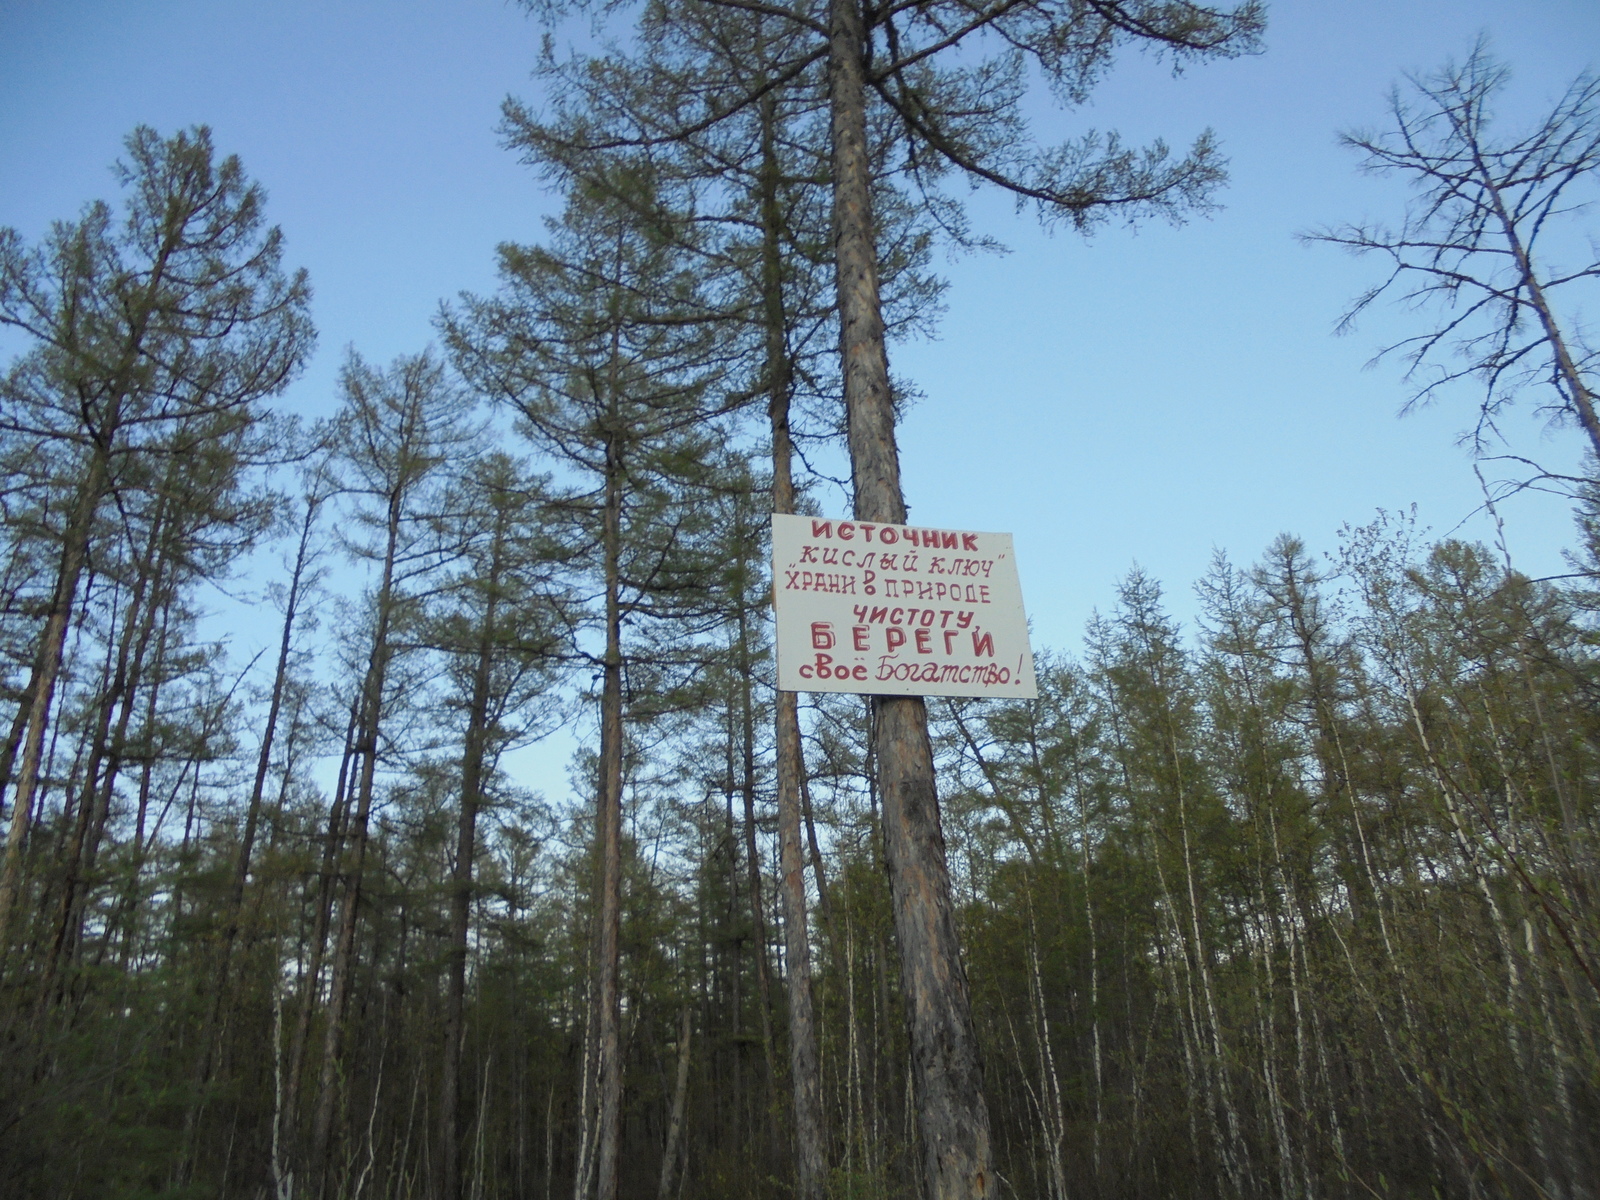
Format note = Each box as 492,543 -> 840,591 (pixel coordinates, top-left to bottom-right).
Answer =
1,36 -> 1598,1200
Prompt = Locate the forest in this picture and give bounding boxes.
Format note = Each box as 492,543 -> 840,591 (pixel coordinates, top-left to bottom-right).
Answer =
1,2 -> 1597,1199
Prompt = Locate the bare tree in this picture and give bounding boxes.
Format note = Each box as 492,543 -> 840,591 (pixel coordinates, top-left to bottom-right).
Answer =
1311,42 -> 1600,459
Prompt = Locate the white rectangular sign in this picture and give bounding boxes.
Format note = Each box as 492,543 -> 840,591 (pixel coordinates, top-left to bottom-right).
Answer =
773,514 -> 1037,698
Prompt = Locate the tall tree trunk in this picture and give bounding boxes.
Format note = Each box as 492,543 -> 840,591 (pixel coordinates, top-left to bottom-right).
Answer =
724,736 -> 745,1144
1474,167 -> 1600,459
226,491 -> 322,958
657,1006 -> 693,1200
827,2 -> 993,1195
171,491 -> 324,1184
595,421 -> 626,1200
309,486 -> 405,1198
0,204 -> 192,958
763,88 -> 829,1200
282,695 -> 359,1183
0,449 -> 109,953
43,472 -> 178,1003
736,604 -> 779,1120
774,605 -> 827,1197
441,513 -> 505,1200
108,594 -> 177,967
800,771 -> 836,943
0,702 -> 32,842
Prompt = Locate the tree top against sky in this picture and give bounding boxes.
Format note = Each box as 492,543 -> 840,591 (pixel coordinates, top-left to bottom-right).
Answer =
2,0 -> 1596,657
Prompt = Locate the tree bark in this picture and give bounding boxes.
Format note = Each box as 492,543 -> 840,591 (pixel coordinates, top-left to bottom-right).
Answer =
309,483 -> 405,1198
441,507 -> 506,1200
737,603 -> 779,1117
656,1006 -> 693,1200
594,418 -> 626,1200
0,449 -> 109,953
764,90 -> 829,1196
227,491 -> 322,956
827,1 -> 994,1195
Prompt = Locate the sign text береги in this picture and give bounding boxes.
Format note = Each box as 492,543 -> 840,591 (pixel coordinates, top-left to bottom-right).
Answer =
772,513 -> 1037,698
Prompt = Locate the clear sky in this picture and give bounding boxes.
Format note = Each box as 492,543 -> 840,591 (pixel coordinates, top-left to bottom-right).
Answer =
3,0 -> 1597,664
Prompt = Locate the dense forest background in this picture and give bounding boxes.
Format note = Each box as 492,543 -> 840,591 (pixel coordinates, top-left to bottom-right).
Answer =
1,3 -> 1597,1199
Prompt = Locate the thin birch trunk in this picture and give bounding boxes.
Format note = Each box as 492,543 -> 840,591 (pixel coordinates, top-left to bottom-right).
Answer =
571,974 -> 600,1200
1076,770 -> 1104,1179
1024,922 -> 1068,1200
272,961 -> 293,1200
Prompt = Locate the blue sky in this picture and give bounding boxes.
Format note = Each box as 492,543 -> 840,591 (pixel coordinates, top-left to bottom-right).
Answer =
3,0 -> 1597,666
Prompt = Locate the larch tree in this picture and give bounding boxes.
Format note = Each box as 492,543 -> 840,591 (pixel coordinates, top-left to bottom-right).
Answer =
508,11 -> 947,1191
0,124 -> 313,957
427,448 -> 566,1200
302,348 -> 477,1198
512,0 -> 1263,1188
38,402 -> 282,1013
445,167 -> 737,1200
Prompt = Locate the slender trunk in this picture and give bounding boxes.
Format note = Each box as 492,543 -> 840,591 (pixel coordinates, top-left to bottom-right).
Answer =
724,737 -> 744,1144
775,681 -> 826,1197
800,770 -> 835,941
827,0 -> 993,1194
1471,163 -> 1600,458
75,470 -> 190,918
307,744 -> 377,1198
0,449 -> 109,952
309,482 -> 406,1197
1024,921 -> 1067,1200
0,704 -> 30,820
272,963 -> 292,1200
0,207 -> 189,956
768,178 -> 827,1183
736,605 -> 779,1117
595,418 -> 626,1200
657,1006 -> 693,1200
110,602 -> 175,967
571,973 -> 600,1200
950,706 -> 1041,861
41,497 -> 168,998
1174,742 -> 1251,1197
1076,778 -> 1104,1179
843,912 -> 861,1178
283,696 -> 359,1174
442,517 -> 505,1200
226,493 -> 321,956
1279,560 -> 1373,926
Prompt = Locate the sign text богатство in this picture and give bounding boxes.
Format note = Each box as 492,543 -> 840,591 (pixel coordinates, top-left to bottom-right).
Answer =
772,515 -> 1037,698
